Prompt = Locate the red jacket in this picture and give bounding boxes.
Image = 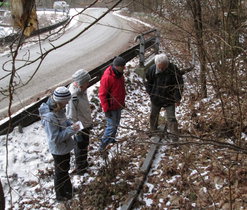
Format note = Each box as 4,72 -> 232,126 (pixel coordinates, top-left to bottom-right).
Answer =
98,65 -> 126,112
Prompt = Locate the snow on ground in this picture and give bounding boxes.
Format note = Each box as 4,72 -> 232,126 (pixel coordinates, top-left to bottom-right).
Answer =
0,59 -> 150,209
113,10 -> 153,28
1,56 -> 247,209
0,8 -> 153,209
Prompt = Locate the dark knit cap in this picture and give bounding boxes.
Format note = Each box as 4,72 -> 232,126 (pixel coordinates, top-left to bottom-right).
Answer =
113,56 -> 126,67
53,86 -> 71,103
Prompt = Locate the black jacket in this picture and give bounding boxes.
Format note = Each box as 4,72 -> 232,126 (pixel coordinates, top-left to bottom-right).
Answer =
145,63 -> 184,107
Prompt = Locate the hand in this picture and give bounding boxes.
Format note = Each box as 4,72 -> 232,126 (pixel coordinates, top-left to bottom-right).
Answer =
105,111 -> 112,118
71,123 -> 80,132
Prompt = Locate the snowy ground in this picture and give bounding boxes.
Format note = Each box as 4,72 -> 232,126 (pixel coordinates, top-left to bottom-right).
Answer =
2,57 -> 247,209
0,58 -> 151,209
0,8 -> 152,209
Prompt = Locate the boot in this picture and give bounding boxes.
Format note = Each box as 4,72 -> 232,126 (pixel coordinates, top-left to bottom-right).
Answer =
167,121 -> 179,141
150,117 -> 158,132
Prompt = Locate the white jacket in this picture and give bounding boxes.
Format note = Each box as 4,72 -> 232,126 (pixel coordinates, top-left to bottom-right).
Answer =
39,98 -> 75,155
66,83 -> 93,128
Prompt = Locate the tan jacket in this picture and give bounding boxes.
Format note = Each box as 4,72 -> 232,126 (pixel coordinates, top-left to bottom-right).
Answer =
66,84 -> 93,128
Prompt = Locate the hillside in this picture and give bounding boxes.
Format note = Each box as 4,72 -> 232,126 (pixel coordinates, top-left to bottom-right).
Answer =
1,2 -> 247,209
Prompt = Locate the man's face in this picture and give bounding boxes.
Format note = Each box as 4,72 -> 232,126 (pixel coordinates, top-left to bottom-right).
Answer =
115,66 -> 125,73
75,82 -> 89,91
157,62 -> 168,71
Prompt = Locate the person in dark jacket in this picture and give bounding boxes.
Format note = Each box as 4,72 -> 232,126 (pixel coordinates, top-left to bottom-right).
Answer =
98,56 -> 126,150
39,86 -> 80,202
145,53 -> 184,140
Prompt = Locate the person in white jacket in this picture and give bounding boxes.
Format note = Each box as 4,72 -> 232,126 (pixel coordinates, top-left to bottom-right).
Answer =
39,86 -> 80,201
67,69 -> 93,175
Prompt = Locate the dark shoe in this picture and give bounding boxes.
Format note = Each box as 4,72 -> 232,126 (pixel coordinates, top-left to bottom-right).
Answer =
56,196 -> 69,202
81,161 -> 89,169
105,142 -> 115,150
109,139 -> 116,144
149,128 -> 159,137
99,141 -> 107,151
78,161 -> 89,174
65,192 -> 73,200
100,138 -> 117,151
76,168 -> 87,175
98,148 -> 108,158
168,133 -> 179,142
73,187 -> 80,194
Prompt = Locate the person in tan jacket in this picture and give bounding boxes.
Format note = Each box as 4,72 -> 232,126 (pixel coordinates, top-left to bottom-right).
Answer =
67,69 -> 93,175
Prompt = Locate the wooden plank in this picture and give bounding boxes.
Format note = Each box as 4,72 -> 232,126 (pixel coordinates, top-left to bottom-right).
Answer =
140,136 -> 160,173
120,136 -> 161,210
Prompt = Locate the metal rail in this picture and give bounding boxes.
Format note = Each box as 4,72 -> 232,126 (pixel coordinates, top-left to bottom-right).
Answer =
135,29 -> 160,67
121,135 -> 161,210
0,32 -> 158,135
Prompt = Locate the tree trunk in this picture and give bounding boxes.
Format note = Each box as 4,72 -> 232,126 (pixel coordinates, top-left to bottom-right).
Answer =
0,179 -> 4,210
11,0 -> 38,36
188,0 -> 207,98
226,0 -> 241,57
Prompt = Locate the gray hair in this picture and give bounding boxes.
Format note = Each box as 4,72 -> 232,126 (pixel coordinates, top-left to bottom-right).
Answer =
154,53 -> 169,65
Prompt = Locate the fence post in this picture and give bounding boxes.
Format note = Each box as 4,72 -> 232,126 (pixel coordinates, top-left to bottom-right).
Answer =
135,29 -> 160,67
139,35 -> 145,67
135,34 -> 145,67
154,30 -> 160,54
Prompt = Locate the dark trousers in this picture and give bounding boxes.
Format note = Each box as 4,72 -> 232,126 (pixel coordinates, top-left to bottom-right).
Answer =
150,103 -> 177,130
52,153 -> 72,199
74,128 -> 90,170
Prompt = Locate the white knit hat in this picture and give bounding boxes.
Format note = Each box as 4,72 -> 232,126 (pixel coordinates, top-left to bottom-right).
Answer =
53,86 -> 71,103
72,69 -> 91,86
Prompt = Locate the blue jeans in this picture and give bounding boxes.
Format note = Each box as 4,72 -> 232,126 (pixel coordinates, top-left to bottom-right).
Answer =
100,109 -> 121,150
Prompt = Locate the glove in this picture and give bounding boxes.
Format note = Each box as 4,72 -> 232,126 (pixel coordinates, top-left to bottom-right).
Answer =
105,111 -> 112,118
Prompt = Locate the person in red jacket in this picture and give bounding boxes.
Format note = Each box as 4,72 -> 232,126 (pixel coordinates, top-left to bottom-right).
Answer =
98,56 -> 126,150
